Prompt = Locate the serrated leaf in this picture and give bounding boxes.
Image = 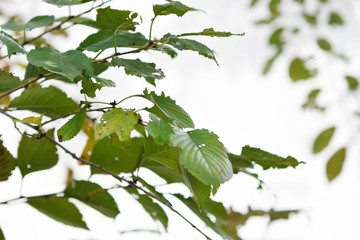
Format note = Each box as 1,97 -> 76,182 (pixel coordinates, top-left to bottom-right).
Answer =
111,58 -> 165,86
27,196 -> 88,229
58,106 -> 87,141
0,31 -> 27,57
241,145 -> 302,170
95,108 -> 139,141
142,90 -> 194,129
153,1 -> 197,17
329,12 -> 344,25
146,114 -> 174,144
93,76 -> 116,87
17,130 -> 58,177
64,180 -> 120,218
27,48 -> 93,81
1,15 -> 54,31
313,127 -> 335,153
289,57 -> 317,82
228,153 -> 254,173
326,147 -> 346,181
96,7 -> 138,33
317,38 -> 332,51
126,188 -> 168,229
9,85 -> 78,118
90,137 -> 144,174
0,138 -> 17,182
42,0 -> 93,7
0,68 -> 21,92
170,128 -> 233,185
177,28 -> 244,38
345,75 -> 358,90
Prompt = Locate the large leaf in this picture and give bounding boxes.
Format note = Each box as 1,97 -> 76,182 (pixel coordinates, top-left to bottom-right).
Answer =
64,180 -> 120,218
0,69 -> 21,92
146,114 -> 174,144
177,28 -> 244,38
126,188 -> 168,230
0,138 -> 17,182
153,1 -> 197,17
1,15 -> 54,31
142,90 -> 194,129
94,108 -> 139,141
57,106 -> 87,141
326,147 -> 346,181
313,127 -> 335,153
111,57 -> 165,86
9,85 -> 78,118
27,196 -> 88,229
241,145 -> 302,170
96,7 -> 138,33
27,48 -> 93,81
169,128 -> 233,186
0,31 -> 27,57
289,57 -> 317,82
17,130 -> 58,177
42,0 -> 93,7
90,137 -> 144,174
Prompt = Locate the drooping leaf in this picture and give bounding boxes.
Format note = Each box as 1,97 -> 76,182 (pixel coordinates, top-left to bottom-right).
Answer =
27,196 -> 88,229
326,147 -> 346,181
57,106 -> 87,141
112,58 -> 165,86
126,188 -> 168,230
0,31 -> 27,57
169,128 -> 233,186
289,57 -> 317,82
93,76 -> 116,87
153,1 -> 197,17
64,180 -> 120,218
345,75 -> 359,90
95,108 -> 139,141
329,12 -> 344,25
317,38 -> 332,52
9,85 -> 78,118
313,127 -> 335,154
142,90 -> 194,129
96,7 -> 138,33
177,28 -> 244,38
0,138 -> 17,182
1,15 -> 54,31
241,145 -> 302,170
146,114 -> 174,144
0,69 -> 21,92
17,129 -> 58,177
14,114 -> 43,126
42,0 -> 93,7
27,48 -> 93,81
203,199 -> 228,221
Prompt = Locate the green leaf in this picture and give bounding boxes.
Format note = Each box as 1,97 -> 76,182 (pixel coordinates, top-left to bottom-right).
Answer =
90,137 -> 144,174
0,69 -> 21,92
146,114 -> 174,144
136,177 -> 172,207
27,48 -> 93,81
9,85 -> 78,118
126,188 -> 168,229
241,145 -> 302,170
96,7 -> 138,33
64,180 -> 120,218
203,199 -> 228,221
0,138 -> 17,182
42,0 -> 93,7
57,106 -> 87,141
228,153 -> 254,173
78,30 -> 147,52
17,130 -> 58,177
27,196 -> 88,229
0,227 -> 4,240
56,16 -> 106,29
313,127 -> 335,153
269,209 -> 299,221
142,90 -> 194,129
317,38 -> 332,51
302,12 -> 317,26
95,108 -> 139,141
170,128 -> 233,185
93,76 -> 116,87
177,28 -> 244,38
326,147 -> 346,181
345,75 -> 359,90
153,1 -> 197,17
329,12 -> 344,25
0,31 -> 27,58
80,79 -> 102,98
269,27 -> 284,48
262,50 -> 281,75
111,58 -> 165,86
289,57 -> 317,82
302,89 -> 325,111
14,114 -> 43,126
1,15 -> 54,31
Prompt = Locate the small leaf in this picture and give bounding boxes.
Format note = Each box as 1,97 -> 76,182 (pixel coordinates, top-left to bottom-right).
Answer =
269,209 -> 299,221
27,47 -> 93,81
95,108 -> 139,141
329,12 -> 344,25
9,85 -> 78,118
1,15 -> 54,31
326,147 -> 346,181
55,16 -> 106,29
313,127 -> 335,153
146,114 -> 174,144
177,28 -> 244,38
269,27 -> 284,48
27,196 -> 88,229
64,180 -> 120,218
14,114 -> 43,126
0,138 -> 17,181
81,79 -> 102,98
42,0 -> 93,7
302,89 -> 325,111
96,7 -> 138,33
203,199 -> 228,221
289,57 -> 317,82
0,68 -> 21,92
345,75 -> 358,90
93,76 -> 116,87
0,31 -> 27,57
57,106 -> 87,141
112,58 -> 165,86
317,38 -> 332,51
153,1 -> 197,17
302,12 -> 317,26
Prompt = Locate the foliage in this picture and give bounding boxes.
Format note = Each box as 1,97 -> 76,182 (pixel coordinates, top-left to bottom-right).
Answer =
0,1 -> 302,239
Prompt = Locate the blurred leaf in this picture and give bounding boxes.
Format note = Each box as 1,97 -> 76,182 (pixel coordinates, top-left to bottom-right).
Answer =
55,16 -> 106,29
313,127 -> 335,154
42,0 -> 93,7
14,114 -> 43,126
27,196 -> 88,229
302,12 -> 317,26
319,0 -> 328,2
80,118 -> 96,161
269,27 -> 284,48
0,138 -> 17,182
136,177 -> 172,207
146,114 -> 174,144
289,57 -> 317,82
0,31 -> 27,57
177,28 -> 244,38
0,68 -> 21,92
263,50 -> 281,75
345,75 -> 358,90
317,38 -> 332,52
58,106 -> 87,141
329,12 -> 344,25
153,1 -> 197,17
0,95 -> 10,107
250,0 -> 260,7
203,199 -> 228,221
1,15 -> 54,31
269,209 -> 299,221
302,89 -> 325,111
64,180 -> 120,218
228,153 -> 254,173
0,227 -> 4,240
326,147 -> 346,181
96,7 -> 138,33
